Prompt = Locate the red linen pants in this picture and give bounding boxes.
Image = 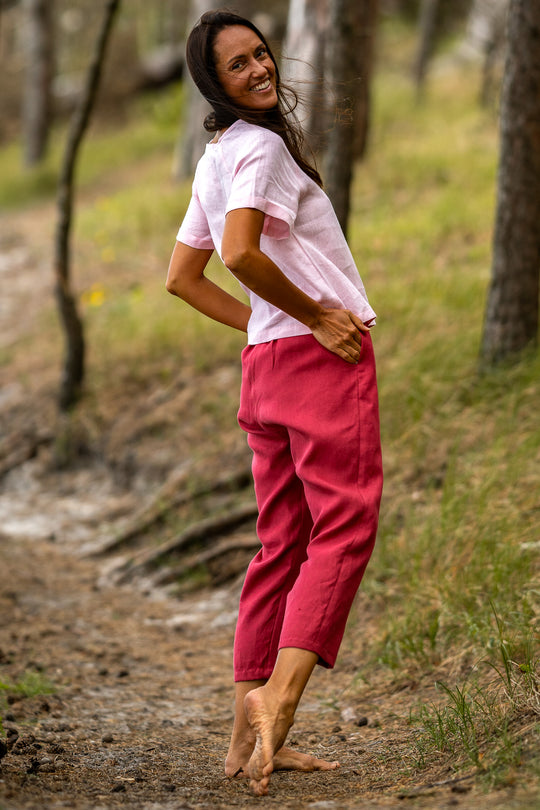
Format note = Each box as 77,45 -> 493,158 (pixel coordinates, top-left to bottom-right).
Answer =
234,332 -> 383,681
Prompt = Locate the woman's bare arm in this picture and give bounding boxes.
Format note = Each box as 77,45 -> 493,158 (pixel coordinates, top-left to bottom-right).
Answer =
166,241 -> 251,332
221,208 -> 368,363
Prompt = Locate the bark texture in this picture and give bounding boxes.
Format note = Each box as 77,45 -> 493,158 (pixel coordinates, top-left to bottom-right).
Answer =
480,0 -> 540,364
283,0 -> 328,153
324,0 -> 377,236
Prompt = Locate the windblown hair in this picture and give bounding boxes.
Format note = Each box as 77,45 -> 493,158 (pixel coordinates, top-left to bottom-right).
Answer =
185,9 -> 322,187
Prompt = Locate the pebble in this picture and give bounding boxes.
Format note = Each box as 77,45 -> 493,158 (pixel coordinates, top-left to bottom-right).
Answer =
101,733 -> 114,744
341,707 -> 357,723
111,782 -> 126,793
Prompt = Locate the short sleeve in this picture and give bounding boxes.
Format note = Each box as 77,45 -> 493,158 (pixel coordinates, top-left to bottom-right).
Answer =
176,190 -> 215,250
225,132 -> 301,240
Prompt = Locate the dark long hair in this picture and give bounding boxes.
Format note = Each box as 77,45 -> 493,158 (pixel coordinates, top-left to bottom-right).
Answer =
185,9 -> 322,187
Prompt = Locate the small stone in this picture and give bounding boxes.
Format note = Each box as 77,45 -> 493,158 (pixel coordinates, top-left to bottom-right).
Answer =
355,716 -> 369,727
116,669 -> 129,678
111,782 -> 126,793
5,712 -> 15,722
101,733 -> 114,744
341,707 -> 357,723
331,725 -> 341,733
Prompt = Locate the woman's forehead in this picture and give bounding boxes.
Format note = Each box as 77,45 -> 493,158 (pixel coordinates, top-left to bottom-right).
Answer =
214,25 -> 264,65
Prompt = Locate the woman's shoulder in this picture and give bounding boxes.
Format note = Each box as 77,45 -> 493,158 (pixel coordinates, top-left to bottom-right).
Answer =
223,120 -> 289,158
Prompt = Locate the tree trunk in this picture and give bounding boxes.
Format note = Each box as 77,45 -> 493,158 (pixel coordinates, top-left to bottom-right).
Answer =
480,0 -> 540,365
282,0 -> 328,154
22,0 -> 54,166
324,0 -> 376,236
55,0 -> 120,411
413,0 -> 441,97
353,0 -> 378,160
172,0 -> 211,180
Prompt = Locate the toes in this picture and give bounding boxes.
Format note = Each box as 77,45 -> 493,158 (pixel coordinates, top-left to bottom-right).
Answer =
250,777 -> 269,796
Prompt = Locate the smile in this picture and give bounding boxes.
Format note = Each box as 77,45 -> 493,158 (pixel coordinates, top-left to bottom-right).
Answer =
250,78 -> 272,92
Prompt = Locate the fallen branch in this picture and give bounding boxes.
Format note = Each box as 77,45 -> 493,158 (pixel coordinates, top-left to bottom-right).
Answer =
396,772 -> 476,798
149,534 -> 260,588
0,434 -> 52,479
87,464 -> 253,557
116,501 -> 258,582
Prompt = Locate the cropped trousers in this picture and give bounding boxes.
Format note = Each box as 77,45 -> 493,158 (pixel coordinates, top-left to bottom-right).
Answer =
234,332 -> 383,681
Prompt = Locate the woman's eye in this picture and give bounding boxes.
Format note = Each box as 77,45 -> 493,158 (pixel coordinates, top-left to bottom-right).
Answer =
256,48 -> 267,59
231,60 -> 244,71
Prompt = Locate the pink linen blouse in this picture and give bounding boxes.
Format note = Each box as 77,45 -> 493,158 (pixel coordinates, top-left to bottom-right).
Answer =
176,119 -> 376,345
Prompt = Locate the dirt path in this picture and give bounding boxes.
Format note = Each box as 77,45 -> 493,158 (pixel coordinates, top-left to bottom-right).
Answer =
0,503 -> 537,810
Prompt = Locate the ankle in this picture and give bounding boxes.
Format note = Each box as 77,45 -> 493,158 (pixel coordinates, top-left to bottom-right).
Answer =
260,682 -> 296,719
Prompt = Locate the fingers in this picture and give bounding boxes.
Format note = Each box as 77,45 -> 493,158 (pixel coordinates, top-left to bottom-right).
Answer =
348,311 -> 369,334
311,308 -> 367,363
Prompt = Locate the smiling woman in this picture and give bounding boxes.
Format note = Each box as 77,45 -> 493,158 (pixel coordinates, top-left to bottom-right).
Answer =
166,8 -> 383,799
213,26 -> 278,111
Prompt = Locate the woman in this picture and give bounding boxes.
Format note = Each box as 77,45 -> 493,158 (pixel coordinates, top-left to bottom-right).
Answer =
166,9 -> 383,796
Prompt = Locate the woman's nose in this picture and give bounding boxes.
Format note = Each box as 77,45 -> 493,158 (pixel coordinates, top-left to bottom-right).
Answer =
250,58 -> 267,77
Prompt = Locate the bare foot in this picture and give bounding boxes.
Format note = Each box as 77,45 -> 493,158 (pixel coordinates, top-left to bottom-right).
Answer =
243,685 -> 294,796
224,733 -> 254,778
274,746 -> 340,772
225,744 -> 340,778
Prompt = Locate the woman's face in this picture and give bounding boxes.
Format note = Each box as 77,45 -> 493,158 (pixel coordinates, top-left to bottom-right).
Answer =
213,25 -> 278,111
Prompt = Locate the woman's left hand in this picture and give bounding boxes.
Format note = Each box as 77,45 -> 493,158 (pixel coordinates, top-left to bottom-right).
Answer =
310,308 -> 369,364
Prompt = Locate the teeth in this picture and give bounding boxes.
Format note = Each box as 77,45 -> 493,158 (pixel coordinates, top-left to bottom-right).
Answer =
251,79 -> 270,92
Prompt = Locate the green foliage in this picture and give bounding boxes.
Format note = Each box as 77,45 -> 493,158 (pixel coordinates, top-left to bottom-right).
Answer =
0,670 -> 55,700
411,614 -> 539,785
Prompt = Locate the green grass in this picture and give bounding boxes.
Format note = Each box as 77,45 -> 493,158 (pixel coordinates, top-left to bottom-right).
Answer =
0,83 -> 183,209
0,670 -> 55,699
1,23 -> 538,789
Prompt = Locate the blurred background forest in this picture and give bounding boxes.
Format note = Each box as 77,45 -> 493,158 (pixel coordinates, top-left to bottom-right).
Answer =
0,0 -> 539,800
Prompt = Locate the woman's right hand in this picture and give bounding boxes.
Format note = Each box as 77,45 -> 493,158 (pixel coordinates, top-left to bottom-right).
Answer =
310,308 -> 369,364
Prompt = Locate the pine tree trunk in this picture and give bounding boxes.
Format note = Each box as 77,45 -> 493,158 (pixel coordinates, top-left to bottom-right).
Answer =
354,0 -> 378,160
413,0 -> 441,96
324,0 -> 376,236
173,0 -> 211,180
55,0 -> 120,411
283,0 -> 328,154
480,0 -> 540,364
22,0 -> 54,166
